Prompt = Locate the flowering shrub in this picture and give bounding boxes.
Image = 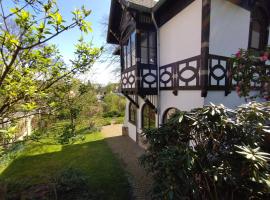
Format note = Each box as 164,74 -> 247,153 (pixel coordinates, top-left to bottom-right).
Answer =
231,47 -> 270,100
140,102 -> 270,199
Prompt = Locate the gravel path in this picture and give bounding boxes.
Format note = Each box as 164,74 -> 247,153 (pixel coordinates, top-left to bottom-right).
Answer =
101,124 -> 153,200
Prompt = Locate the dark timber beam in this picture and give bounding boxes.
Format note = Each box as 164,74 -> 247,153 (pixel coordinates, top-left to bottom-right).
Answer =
200,0 -> 211,97
123,93 -> 139,108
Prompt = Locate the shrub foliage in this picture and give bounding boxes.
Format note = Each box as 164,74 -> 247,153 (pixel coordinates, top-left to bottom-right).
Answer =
140,102 -> 270,200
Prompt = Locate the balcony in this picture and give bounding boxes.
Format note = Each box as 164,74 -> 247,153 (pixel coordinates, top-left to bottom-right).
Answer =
121,63 -> 158,95
120,30 -> 158,96
159,54 -> 269,95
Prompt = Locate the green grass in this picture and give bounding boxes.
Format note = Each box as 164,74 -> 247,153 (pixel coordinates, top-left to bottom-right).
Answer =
0,128 -> 130,199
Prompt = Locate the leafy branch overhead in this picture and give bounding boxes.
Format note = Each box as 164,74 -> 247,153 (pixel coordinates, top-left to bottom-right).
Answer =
0,0 -> 102,121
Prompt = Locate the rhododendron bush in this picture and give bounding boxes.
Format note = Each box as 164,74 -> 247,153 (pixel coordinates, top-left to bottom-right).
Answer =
140,102 -> 270,199
231,48 -> 270,100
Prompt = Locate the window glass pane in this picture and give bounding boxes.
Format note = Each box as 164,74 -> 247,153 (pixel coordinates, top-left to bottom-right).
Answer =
149,48 -> 156,65
251,21 -> 261,49
143,105 -> 148,128
131,32 -> 136,50
129,103 -> 136,123
141,32 -> 148,47
142,104 -> 156,129
149,32 -> 156,48
131,32 -> 136,66
132,51 -> 136,66
141,47 -> 148,64
149,109 -> 156,128
127,39 -> 131,68
123,46 -> 126,69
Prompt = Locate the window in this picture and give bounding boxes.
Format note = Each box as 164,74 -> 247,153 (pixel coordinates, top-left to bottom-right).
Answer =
129,103 -> 137,124
131,32 -> 136,66
140,32 -> 157,65
142,104 -> 156,129
163,108 -> 179,123
122,31 -> 136,70
249,7 -> 268,50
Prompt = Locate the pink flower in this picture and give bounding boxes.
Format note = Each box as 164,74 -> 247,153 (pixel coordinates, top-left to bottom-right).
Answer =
236,86 -> 241,95
260,55 -> 268,62
236,51 -> 241,58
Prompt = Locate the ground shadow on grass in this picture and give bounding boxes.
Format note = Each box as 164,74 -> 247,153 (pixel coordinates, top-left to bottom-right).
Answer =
0,138 -> 131,200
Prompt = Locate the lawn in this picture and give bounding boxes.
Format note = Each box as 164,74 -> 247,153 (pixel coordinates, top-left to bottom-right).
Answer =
0,125 -> 130,199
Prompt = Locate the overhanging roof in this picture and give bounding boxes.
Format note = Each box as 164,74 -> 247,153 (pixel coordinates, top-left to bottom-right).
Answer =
107,0 -> 270,44
107,0 -> 166,44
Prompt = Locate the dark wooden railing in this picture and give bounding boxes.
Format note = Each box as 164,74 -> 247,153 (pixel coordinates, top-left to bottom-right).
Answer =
121,54 -> 269,96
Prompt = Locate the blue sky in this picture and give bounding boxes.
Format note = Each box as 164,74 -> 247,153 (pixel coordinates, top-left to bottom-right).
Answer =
47,0 -> 118,85
3,0 -> 116,84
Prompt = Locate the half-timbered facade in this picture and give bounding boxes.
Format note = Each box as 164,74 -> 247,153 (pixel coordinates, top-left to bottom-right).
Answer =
107,0 -> 270,144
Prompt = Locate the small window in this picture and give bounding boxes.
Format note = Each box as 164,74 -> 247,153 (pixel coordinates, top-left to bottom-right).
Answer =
131,32 -> 136,66
127,39 -> 131,68
129,103 -> 137,124
249,7 -> 268,50
122,31 -> 136,70
140,31 -> 157,65
142,104 -> 156,129
163,108 -> 179,123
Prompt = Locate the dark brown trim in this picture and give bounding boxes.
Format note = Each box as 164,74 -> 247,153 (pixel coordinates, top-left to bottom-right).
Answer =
162,107 -> 179,124
200,0 -> 211,97
124,93 -> 139,108
248,5 -> 269,51
159,55 -> 201,90
154,0 -> 195,27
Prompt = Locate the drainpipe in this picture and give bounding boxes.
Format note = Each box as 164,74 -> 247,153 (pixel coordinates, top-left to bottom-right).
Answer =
151,12 -> 161,127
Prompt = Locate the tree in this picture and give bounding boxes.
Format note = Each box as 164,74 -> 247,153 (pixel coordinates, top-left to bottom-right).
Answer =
0,0 -> 102,125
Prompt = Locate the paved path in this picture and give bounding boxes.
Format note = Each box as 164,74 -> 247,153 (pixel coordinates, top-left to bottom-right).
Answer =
101,124 -> 152,200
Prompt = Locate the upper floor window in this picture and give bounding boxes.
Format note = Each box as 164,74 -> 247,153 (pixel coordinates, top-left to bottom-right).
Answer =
140,32 -> 157,65
142,104 -> 156,129
122,32 -> 136,69
249,7 -> 268,50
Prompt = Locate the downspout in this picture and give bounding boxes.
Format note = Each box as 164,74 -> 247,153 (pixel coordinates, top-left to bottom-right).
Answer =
151,12 -> 161,127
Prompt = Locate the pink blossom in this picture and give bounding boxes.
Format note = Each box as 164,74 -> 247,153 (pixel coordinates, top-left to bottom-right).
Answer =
260,55 -> 268,62
236,51 -> 241,58
236,86 -> 241,95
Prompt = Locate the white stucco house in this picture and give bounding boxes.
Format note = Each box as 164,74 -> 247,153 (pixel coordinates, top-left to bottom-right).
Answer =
107,0 -> 270,144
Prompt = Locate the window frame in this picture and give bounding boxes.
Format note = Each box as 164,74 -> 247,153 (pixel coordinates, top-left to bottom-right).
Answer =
139,31 -> 157,65
128,102 -> 137,125
162,108 -> 179,124
141,103 -> 156,129
121,31 -> 137,70
248,7 -> 269,51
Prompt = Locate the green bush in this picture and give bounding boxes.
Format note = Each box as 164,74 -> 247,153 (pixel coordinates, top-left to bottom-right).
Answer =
57,124 -> 76,144
52,167 -> 95,200
1,168 -> 99,200
102,110 -> 123,118
140,102 -> 270,199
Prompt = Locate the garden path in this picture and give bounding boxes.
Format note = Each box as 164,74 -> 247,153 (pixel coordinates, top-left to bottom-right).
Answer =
101,124 -> 152,200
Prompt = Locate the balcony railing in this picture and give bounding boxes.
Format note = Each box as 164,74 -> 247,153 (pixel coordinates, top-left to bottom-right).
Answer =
121,54 -> 269,96
121,64 -> 158,95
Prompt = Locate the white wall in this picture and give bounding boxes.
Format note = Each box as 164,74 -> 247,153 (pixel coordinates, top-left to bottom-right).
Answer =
209,0 -> 250,57
159,0 -> 202,66
204,91 -> 247,109
160,90 -> 204,123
